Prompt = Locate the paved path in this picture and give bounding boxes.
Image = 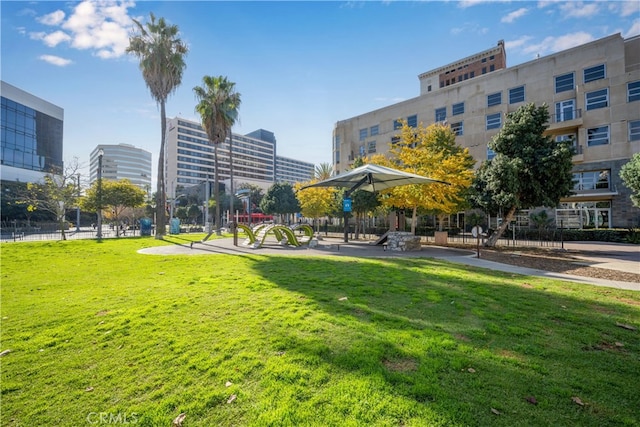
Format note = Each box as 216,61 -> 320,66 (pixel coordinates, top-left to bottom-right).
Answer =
138,237 -> 639,291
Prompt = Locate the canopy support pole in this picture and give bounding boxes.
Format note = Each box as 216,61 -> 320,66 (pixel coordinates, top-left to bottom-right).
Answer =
343,173 -> 373,243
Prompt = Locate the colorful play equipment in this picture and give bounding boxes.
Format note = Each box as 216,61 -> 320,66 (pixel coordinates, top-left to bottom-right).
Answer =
236,223 -> 315,249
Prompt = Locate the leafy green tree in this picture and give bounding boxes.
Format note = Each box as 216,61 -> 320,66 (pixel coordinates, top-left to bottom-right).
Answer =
620,152 -> 640,208
194,76 -> 241,234
81,179 -> 147,238
187,204 -> 202,224
174,206 -> 189,222
260,183 -> 300,223
20,158 -> 82,240
473,103 -> 574,246
23,173 -> 79,240
127,13 -> 188,239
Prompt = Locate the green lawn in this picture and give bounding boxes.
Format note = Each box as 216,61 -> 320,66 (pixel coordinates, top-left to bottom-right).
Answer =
1,236 -> 639,427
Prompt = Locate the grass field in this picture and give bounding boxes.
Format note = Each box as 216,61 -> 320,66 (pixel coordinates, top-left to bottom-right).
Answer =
1,236 -> 639,426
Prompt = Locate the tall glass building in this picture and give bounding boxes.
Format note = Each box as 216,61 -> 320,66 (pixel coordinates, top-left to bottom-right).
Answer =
1,81 -> 64,183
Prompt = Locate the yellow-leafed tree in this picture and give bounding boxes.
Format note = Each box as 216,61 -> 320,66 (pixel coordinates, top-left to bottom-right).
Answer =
369,121 -> 475,233
294,180 -> 339,231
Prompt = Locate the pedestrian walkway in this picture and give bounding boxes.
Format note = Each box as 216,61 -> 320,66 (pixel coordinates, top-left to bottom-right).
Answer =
138,236 -> 639,291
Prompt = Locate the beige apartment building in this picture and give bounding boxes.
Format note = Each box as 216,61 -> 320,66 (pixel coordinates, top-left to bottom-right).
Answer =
333,33 -> 640,229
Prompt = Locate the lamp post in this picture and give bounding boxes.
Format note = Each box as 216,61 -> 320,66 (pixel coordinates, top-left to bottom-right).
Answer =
76,173 -> 81,232
97,149 -> 104,240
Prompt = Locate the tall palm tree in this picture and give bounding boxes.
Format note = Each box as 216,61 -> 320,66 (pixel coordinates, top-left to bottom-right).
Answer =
127,13 -> 188,239
193,76 -> 241,235
315,162 -> 334,180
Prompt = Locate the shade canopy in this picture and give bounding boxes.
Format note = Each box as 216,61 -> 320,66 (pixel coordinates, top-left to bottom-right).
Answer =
300,164 -> 448,193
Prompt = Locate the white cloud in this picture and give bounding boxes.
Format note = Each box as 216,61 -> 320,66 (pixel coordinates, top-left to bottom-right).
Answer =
520,32 -> 595,58
39,55 -> 73,66
458,0 -> 498,9
501,8 -> 529,24
505,36 -> 533,50
624,19 -> 640,38
450,23 -> 489,36
30,0 -> 135,59
37,10 -> 66,26
558,1 -> 599,19
620,1 -> 640,18
43,30 -> 72,47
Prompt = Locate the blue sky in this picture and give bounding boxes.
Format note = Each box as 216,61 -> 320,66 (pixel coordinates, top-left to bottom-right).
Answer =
2,0 -> 639,182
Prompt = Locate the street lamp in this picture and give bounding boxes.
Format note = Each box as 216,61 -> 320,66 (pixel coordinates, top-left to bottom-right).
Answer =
97,149 -> 104,240
76,174 -> 81,232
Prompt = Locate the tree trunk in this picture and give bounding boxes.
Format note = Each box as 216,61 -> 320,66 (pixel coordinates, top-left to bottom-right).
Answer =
155,102 -> 167,239
214,143 -> 220,235
228,126 -> 234,231
484,205 -> 517,247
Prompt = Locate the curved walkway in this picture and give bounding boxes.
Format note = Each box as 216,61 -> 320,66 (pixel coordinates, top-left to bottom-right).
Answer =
138,237 -> 639,291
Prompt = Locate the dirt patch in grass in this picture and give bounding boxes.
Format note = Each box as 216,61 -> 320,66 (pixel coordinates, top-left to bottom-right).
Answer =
383,357 -> 418,373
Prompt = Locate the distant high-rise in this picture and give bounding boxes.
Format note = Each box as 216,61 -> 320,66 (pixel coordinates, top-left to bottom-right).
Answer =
1,81 -> 64,183
90,144 -> 152,194
276,156 -> 314,185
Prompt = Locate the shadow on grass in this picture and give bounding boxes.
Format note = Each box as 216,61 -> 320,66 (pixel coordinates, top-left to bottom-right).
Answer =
246,255 -> 640,426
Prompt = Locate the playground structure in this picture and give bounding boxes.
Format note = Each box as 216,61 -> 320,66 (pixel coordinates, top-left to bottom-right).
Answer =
236,223 -> 315,249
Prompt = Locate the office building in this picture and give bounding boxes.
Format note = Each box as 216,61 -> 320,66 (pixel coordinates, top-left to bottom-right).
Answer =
333,34 -> 640,228
1,81 -> 64,183
89,144 -> 152,194
276,156 -> 315,185
164,117 -> 277,199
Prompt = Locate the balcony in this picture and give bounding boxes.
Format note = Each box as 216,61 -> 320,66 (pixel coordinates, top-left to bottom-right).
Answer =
545,108 -> 583,133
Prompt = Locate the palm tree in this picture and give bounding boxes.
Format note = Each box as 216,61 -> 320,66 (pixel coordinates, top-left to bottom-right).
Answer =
127,13 -> 188,239
193,76 -> 241,236
315,162 -> 333,180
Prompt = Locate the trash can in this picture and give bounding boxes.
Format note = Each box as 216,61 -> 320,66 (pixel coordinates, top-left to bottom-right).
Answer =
170,218 -> 180,234
140,218 -> 152,236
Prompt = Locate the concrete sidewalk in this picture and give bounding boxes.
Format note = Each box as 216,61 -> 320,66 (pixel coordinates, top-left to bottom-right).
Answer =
138,237 -> 639,291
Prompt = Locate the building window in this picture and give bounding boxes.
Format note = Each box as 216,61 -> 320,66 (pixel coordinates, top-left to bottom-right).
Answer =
490,64 -> 495,72
585,88 -> 608,111
393,119 -> 402,130
486,113 -> 501,130
482,67 -> 487,74
334,135 -> 340,150
359,128 -> 368,141
487,92 -> 502,107
391,136 -> 401,144
584,64 -> 605,83
628,81 -> 640,102
452,102 -> 464,116
335,151 -> 340,163
370,125 -> 379,136
367,141 -> 376,154
451,121 -> 463,136
509,86 -> 525,104
427,85 -> 432,92
587,125 -> 609,146
407,115 -> 418,128
555,72 -> 574,93
470,71 -> 475,78
435,107 -> 446,122
630,120 -> 640,142
487,147 -> 496,160
573,170 -> 610,191
555,99 -> 576,122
